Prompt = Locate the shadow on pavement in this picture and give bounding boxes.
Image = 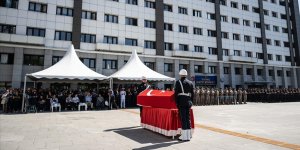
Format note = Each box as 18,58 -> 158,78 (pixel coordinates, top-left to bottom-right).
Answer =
105,126 -> 181,149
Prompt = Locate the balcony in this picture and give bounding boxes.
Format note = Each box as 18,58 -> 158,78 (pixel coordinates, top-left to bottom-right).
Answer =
96,43 -> 143,53
0,33 -> 45,45
173,50 -> 208,59
229,55 -> 258,63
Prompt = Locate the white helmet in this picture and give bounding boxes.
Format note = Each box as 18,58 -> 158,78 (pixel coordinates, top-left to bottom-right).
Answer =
141,76 -> 147,80
179,69 -> 188,76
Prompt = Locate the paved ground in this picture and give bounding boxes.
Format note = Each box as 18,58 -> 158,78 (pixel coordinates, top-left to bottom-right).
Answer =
1,102 -> 300,150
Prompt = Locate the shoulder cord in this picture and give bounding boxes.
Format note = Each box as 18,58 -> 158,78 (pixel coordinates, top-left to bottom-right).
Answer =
178,80 -> 185,94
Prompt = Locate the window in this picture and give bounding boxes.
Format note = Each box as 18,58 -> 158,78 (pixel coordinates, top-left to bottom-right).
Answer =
208,30 -> 216,37
256,53 -> 263,59
269,70 -> 274,76
144,20 -> 156,28
208,66 -> 216,74
255,37 -> 262,43
23,54 -> 44,66
194,46 -> 203,52
126,0 -> 138,5
206,0 -> 215,3
52,56 -> 62,65
265,24 -> 270,30
195,65 -> 203,73
105,14 -> 118,23
263,9 -> 269,16
246,51 -> 252,57
271,0 -> 277,4
277,70 -> 282,77
144,40 -> 156,49
104,36 -> 118,44
231,2 -> 238,8
179,44 -> 188,51
233,33 -> 240,40
232,17 -> 239,24
285,56 -> 291,62
178,7 -> 188,15
1,0 -> 18,8
207,13 -> 216,20
28,2 -> 47,13
179,64 -> 188,70
82,11 -> 97,20
220,0 -> 227,5
235,68 -> 241,75
224,67 -> 229,74
145,62 -> 155,70
266,39 -> 272,45
80,58 -> 95,68
164,63 -> 173,72
126,17 -> 138,26
243,20 -> 250,26
193,10 -> 201,17
257,69 -> 263,76
56,7 -> 73,16
234,50 -> 241,56
221,32 -> 228,39
282,28 -> 288,33
164,23 -> 173,31
223,49 -> 229,56
244,35 -> 251,42
179,25 -> 188,33
274,40 -> 281,46
242,4 -> 249,11
252,7 -> 260,13
276,55 -> 282,61
164,42 -> 173,50
193,27 -> 202,35
103,59 -> 117,69
27,27 -> 45,37
281,14 -> 287,19
81,34 -> 96,43
254,22 -> 261,28
273,26 -> 279,32
286,71 -> 291,77
145,0 -> 155,8
208,47 -> 217,55
0,53 -> 14,64
221,15 -> 227,22
55,31 -> 72,41
246,68 -> 252,75
125,38 -> 138,46
164,4 -> 172,12
268,54 -> 273,60
272,11 -> 278,17
0,24 -> 16,34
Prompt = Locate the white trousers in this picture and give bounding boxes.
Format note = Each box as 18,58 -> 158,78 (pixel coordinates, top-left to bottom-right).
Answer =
120,98 -> 126,108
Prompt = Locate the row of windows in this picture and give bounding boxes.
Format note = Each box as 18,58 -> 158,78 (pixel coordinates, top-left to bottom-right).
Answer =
1,53 -> 292,76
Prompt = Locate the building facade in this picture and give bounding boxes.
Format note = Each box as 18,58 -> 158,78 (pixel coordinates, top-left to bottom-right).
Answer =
0,0 -> 300,89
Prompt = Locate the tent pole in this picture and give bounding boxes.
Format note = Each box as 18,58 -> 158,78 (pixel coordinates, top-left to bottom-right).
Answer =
22,75 -> 27,113
34,81 -> 36,88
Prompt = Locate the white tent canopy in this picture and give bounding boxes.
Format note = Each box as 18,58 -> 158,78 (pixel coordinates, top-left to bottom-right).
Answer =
109,50 -> 175,81
27,45 -> 107,80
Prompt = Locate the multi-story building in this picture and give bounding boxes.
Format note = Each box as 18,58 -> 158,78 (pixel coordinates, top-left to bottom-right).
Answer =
0,0 -> 300,89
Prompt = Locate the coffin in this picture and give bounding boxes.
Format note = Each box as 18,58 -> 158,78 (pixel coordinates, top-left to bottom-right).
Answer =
137,89 -> 177,109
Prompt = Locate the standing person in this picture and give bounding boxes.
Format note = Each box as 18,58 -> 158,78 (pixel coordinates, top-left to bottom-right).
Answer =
120,88 -> 126,108
175,69 -> 194,141
137,76 -> 151,117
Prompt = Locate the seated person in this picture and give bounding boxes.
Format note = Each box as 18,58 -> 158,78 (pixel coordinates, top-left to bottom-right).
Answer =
71,94 -> 80,110
50,95 -> 60,111
96,93 -> 105,110
85,92 -> 93,110
37,95 -> 46,112
65,94 -> 72,110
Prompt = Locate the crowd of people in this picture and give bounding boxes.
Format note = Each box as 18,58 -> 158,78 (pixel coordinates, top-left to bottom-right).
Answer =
0,86 -> 141,113
1,86 -> 300,113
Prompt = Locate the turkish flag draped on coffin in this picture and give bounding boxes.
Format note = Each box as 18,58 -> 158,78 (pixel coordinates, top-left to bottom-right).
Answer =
137,89 -> 177,109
